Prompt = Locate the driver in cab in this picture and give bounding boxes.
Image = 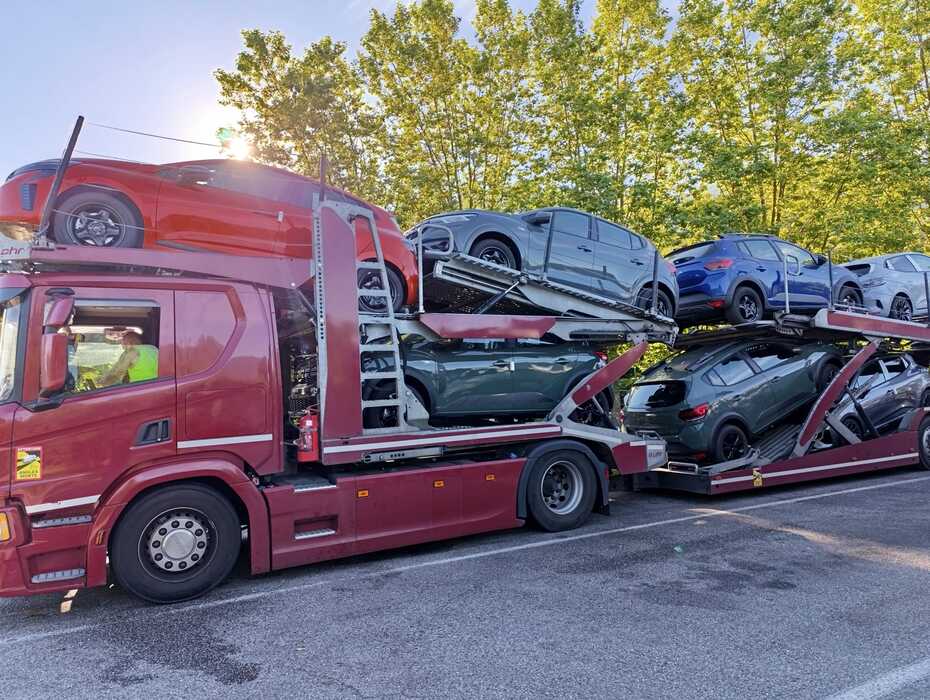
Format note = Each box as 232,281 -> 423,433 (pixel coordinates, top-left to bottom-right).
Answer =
99,331 -> 158,387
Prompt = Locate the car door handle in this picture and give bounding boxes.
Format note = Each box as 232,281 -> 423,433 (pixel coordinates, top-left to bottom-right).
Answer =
253,209 -> 285,222
632,259 -> 645,266
577,245 -> 593,253
492,360 -> 513,371
756,266 -> 767,272
555,357 -> 569,364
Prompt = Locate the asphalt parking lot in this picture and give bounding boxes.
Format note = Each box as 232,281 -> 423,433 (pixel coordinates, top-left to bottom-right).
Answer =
4,469 -> 930,699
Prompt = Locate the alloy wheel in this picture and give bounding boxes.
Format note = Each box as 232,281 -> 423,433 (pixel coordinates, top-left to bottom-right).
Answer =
737,293 -> 759,322
540,460 -> 584,515
477,245 -> 511,268
68,204 -> 127,247
891,296 -> 913,321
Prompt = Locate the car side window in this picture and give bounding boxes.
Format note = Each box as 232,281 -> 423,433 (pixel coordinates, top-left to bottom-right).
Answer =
776,241 -> 815,267
596,219 -> 633,248
909,255 -> 930,272
745,344 -> 793,371
460,338 -> 504,352
551,212 -> 590,239
854,360 -> 883,389
888,256 -> 918,272
713,356 -> 755,385
740,240 -> 780,261
56,300 -> 162,395
882,357 -> 906,379
630,233 -> 645,249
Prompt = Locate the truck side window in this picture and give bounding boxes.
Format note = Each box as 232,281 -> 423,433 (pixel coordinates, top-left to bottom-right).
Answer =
56,300 -> 161,394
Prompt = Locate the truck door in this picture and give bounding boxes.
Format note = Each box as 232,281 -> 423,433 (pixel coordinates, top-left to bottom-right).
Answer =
155,161 -> 282,256
0,288 -> 25,498
11,287 -> 176,516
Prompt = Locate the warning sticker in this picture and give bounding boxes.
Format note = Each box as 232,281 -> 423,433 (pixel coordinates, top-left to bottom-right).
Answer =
15,447 -> 42,481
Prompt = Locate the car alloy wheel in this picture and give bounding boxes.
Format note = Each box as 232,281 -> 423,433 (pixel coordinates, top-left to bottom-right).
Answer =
890,296 -> 913,321
736,292 -> 760,322
720,428 -> 748,460
477,244 -> 511,267
68,203 -> 127,246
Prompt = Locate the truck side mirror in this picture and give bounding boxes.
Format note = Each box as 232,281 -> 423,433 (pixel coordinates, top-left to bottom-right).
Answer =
40,332 -> 68,398
177,165 -> 214,188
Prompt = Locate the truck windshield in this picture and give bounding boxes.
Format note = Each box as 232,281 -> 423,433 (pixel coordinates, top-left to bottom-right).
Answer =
0,291 -> 25,402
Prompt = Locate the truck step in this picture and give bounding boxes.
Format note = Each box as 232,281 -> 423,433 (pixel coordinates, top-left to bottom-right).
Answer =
361,371 -> 402,381
294,528 -> 336,541
360,344 -> 395,353
362,398 -> 403,408
356,262 -> 385,271
357,289 -> 389,298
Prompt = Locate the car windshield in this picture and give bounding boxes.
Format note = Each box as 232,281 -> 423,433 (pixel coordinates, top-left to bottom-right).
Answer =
0,290 -> 25,402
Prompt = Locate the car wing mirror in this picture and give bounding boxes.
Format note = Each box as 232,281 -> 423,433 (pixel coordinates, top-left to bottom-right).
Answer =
814,254 -> 828,266
523,212 -> 550,227
785,254 -> 801,275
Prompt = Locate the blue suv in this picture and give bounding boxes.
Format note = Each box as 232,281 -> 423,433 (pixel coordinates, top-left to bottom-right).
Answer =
669,234 -> 863,326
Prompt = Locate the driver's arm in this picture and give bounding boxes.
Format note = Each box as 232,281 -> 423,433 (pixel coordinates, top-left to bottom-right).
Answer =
99,348 -> 139,387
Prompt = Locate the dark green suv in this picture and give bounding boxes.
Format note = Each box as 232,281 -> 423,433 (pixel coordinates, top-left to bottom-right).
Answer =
363,337 -> 612,427
623,340 -> 842,462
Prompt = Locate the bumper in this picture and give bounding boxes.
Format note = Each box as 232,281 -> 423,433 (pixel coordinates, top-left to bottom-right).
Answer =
675,292 -> 727,322
0,504 -> 94,598
625,421 -> 708,458
859,289 -> 895,317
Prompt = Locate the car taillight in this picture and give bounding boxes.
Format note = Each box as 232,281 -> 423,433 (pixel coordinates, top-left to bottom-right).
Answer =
594,350 -> 608,364
665,261 -> 677,275
678,403 -> 709,421
704,259 -> 733,271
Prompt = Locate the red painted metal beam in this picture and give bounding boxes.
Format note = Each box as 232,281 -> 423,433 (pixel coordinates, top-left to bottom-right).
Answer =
571,341 -> 648,406
418,313 -> 556,339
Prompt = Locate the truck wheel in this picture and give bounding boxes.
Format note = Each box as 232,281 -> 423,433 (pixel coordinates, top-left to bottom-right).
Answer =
52,190 -> 144,248
110,484 -> 241,603
526,449 -> 597,532
918,417 -> 930,470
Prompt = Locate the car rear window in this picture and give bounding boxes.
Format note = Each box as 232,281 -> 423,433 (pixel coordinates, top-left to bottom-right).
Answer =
626,381 -> 686,409
669,243 -> 715,265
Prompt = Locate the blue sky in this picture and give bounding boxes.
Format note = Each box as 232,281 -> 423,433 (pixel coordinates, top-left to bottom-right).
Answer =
2,0 -> 598,179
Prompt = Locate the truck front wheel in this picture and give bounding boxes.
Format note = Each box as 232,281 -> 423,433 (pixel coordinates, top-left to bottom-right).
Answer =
110,483 -> 241,603
526,449 -> 597,532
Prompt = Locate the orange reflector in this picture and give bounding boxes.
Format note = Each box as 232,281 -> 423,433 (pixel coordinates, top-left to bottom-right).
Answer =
0,513 -> 9,542
94,530 -> 105,546
485,474 -> 496,481
357,489 -> 369,498
433,480 -> 444,488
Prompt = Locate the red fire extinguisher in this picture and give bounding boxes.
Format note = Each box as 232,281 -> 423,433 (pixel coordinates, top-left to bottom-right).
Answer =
297,410 -> 319,462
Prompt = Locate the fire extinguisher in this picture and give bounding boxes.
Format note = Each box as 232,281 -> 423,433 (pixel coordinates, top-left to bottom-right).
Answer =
297,410 -> 319,462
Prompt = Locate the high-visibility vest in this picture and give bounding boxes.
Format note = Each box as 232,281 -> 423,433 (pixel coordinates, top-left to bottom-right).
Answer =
128,345 -> 158,382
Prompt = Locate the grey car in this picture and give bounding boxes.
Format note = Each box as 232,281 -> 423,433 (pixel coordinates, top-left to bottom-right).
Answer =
622,339 -> 842,462
827,352 -> 930,440
844,252 -> 930,320
408,207 -> 679,317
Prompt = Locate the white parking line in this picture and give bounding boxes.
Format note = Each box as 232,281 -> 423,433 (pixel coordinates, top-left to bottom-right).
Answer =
3,473 -> 930,647
826,656 -> 930,699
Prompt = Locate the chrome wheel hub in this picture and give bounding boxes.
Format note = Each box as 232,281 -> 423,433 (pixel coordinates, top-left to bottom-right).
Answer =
541,460 -> 583,515
71,206 -> 124,246
144,509 -> 210,573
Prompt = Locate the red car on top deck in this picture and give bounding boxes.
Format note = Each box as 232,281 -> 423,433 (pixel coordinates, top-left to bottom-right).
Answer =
0,157 -> 417,311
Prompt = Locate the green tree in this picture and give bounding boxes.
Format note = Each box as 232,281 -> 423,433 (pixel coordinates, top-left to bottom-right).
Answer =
215,30 -> 382,198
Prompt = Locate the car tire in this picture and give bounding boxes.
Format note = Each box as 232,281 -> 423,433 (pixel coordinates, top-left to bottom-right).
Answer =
52,190 -> 144,248
470,238 -> 517,270
918,417 -> 930,470
570,388 -> 617,428
363,381 -> 426,428
635,288 -> 673,318
526,449 -> 598,532
816,360 -> 842,392
726,286 -> 763,324
358,265 -> 405,313
837,285 -> 862,309
890,295 -> 913,321
110,484 -> 241,603
921,390 -> 930,408
841,415 -> 864,441
711,423 -> 750,463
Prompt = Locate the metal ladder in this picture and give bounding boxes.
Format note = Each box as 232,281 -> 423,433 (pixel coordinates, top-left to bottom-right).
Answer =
353,212 -> 409,435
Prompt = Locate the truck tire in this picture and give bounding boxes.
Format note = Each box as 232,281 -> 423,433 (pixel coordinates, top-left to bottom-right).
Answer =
526,449 -> 597,532
52,190 -> 144,248
110,483 -> 241,603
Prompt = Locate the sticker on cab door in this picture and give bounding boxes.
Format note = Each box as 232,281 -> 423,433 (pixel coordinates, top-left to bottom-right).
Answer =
15,447 -> 42,481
